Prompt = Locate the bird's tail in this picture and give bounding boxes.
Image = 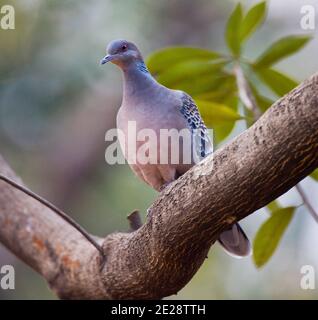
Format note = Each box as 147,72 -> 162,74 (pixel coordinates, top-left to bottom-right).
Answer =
218,223 -> 251,258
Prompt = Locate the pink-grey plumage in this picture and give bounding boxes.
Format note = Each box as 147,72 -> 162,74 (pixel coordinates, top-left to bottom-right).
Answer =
101,39 -> 251,257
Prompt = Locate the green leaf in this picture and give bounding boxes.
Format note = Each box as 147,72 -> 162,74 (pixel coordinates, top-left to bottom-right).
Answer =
226,3 -> 243,56
254,35 -> 312,68
253,206 -> 295,268
194,76 -> 236,102
248,82 -> 274,113
240,1 -> 267,42
156,60 -> 226,87
255,67 -> 298,96
146,47 -> 221,75
266,200 -> 281,213
170,74 -> 228,96
310,169 -> 318,181
195,99 -> 243,126
243,107 -> 255,128
214,121 -> 236,145
213,96 -> 239,144
255,94 -> 274,112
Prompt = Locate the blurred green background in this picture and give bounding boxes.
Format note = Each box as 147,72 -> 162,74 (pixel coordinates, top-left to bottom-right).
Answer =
0,0 -> 318,299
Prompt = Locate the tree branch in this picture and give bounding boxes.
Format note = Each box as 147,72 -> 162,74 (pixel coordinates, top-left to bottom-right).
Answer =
0,73 -> 318,299
295,184 -> 318,223
0,174 -> 105,257
234,63 -> 318,221
234,63 -> 262,120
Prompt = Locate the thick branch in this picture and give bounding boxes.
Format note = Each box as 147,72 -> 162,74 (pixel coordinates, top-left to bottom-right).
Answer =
234,64 -> 318,221
0,73 -> 318,299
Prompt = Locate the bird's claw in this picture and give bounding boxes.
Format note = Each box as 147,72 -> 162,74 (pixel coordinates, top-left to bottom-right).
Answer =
147,207 -> 153,219
159,182 -> 171,192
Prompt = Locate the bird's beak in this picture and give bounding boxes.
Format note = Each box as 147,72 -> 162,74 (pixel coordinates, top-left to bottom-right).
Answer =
100,54 -> 113,65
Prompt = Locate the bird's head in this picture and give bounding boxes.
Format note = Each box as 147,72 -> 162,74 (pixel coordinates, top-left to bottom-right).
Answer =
100,39 -> 143,69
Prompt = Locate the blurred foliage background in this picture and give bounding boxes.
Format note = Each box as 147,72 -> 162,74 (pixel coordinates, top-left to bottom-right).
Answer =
0,0 -> 318,299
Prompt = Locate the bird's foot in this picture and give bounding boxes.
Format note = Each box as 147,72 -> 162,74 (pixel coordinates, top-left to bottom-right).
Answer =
146,207 -> 153,219
159,182 -> 171,192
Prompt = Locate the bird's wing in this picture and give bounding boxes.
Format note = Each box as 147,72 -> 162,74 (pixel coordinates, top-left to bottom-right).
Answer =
179,92 -> 213,163
179,92 -> 251,258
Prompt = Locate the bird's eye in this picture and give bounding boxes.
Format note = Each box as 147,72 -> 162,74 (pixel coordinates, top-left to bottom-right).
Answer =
121,44 -> 128,51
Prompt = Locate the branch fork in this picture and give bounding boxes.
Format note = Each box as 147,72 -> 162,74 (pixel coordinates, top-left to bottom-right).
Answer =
0,72 -> 318,299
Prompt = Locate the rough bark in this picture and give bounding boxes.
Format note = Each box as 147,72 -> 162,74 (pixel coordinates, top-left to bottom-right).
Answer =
0,73 -> 318,299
